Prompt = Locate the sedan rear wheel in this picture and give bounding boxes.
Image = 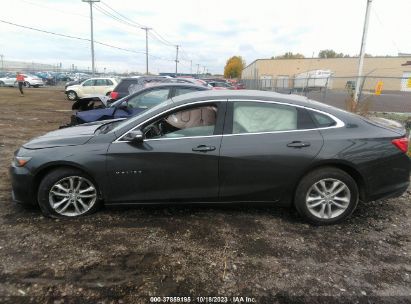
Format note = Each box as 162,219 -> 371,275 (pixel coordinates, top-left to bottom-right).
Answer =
305,178 -> 351,219
294,167 -> 359,225
38,168 -> 101,218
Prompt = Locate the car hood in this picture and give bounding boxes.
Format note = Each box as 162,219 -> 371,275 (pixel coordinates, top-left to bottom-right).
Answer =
66,84 -> 80,91
23,124 -> 102,149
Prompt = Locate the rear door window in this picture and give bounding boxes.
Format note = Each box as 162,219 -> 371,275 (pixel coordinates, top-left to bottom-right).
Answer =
94,79 -> 107,86
232,101 -> 298,134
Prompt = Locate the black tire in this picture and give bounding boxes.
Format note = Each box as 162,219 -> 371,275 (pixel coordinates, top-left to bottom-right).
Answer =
294,167 -> 359,225
0,81 -> 4,87
66,90 -> 78,101
37,168 -> 101,218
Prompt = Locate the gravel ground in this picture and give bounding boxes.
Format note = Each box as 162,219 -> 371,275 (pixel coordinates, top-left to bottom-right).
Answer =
0,87 -> 410,303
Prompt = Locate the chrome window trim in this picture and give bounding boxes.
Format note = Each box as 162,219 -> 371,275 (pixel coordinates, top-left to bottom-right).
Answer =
113,99 -> 225,143
145,135 -> 222,142
113,98 -> 345,143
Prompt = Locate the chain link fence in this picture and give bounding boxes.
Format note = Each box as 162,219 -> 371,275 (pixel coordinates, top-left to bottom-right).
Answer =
243,76 -> 411,114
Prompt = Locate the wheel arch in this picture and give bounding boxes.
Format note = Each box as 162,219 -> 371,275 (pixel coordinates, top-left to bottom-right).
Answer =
297,160 -> 368,202
32,162 -> 104,202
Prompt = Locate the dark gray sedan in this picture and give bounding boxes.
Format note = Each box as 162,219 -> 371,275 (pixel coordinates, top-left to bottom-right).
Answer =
10,90 -> 410,224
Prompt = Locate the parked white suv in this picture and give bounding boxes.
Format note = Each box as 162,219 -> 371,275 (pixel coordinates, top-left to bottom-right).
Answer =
65,78 -> 118,101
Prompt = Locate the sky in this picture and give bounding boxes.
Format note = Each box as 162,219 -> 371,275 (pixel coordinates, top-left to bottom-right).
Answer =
0,0 -> 410,74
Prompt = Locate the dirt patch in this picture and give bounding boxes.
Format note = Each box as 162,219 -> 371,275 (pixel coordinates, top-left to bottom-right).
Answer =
0,87 -> 410,302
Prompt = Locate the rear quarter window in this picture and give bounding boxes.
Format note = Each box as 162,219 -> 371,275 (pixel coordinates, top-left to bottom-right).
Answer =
310,111 -> 337,128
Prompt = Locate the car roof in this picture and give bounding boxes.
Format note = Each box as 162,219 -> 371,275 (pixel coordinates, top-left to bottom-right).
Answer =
144,82 -> 209,89
170,89 -> 349,115
112,90 -> 358,136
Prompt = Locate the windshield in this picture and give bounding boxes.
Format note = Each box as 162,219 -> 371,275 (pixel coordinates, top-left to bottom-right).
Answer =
109,95 -> 129,108
110,99 -> 174,133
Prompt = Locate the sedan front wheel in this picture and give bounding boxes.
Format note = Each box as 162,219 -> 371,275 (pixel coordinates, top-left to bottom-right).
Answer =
37,168 -> 101,218
294,167 -> 359,225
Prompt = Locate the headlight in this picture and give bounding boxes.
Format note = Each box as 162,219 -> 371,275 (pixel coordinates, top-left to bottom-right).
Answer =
13,156 -> 32,167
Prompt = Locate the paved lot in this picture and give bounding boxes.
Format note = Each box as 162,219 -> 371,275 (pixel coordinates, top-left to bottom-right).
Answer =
0,87 -> 410,303
305,90 -> 411,113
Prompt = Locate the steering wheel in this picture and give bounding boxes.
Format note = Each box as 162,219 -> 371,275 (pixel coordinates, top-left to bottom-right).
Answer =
145,123 -> 163,138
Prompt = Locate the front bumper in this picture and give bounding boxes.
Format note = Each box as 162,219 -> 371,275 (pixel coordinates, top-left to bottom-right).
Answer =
9,165 -> 36,205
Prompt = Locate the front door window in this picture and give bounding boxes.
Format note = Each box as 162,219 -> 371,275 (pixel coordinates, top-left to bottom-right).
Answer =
143,105 -> 218,139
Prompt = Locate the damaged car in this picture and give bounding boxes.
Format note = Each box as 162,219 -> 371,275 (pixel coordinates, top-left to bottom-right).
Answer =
69,83 -> 209,125
10,90 -> 410,224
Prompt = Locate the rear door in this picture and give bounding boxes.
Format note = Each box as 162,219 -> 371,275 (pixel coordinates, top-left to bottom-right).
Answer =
219,100 -> 324,203
94,79 -> 109,95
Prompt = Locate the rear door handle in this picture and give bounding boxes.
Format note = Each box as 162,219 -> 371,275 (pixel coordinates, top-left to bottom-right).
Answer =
192,145 -> 216,152
287,141 -> 311,148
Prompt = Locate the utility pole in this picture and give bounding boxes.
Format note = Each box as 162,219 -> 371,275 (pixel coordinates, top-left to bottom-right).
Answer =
82,0 -> 99,76
354,0 -> 373,103
175,45 -> 179,76
0,54 -> 3,71
196,64 -> 200,76
141,27 -> 152,75
190,60 -> 193,75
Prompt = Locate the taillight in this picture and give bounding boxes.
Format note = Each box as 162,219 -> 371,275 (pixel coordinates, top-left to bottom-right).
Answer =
392,137 -> 409,153
110,91 -> 119,100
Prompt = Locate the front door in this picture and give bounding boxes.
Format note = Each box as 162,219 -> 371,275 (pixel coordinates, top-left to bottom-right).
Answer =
219,100 -> 324,203
106,101 -> 226,203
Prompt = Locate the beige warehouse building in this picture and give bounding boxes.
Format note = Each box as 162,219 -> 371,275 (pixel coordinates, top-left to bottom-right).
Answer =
242,57 -> 411,91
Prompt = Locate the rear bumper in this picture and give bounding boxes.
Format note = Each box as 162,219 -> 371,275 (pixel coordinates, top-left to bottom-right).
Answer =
368,180 -> 409,201
9,165 -> 36,205
365,155 -> 410,202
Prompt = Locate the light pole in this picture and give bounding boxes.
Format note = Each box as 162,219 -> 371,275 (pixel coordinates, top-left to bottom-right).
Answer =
82,0 -> 100,77
354,0 -> 373,103
175,45 -> 179,76
141,27 -> 152,75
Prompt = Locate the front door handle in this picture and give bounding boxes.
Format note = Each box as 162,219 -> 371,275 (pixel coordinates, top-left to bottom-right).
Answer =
287,141 -> 311,148
192,145 -> 216,152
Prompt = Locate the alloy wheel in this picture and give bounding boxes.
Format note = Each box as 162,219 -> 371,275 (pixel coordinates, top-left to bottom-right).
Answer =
305,178 -> 351,219
48,176 -> 97,217
67,92 -> 76,100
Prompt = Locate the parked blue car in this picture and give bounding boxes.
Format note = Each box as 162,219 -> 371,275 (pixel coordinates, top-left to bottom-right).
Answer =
70,83 -> 209,125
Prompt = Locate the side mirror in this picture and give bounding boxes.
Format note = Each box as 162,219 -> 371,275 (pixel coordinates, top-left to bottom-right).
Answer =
123,130 -> 144,144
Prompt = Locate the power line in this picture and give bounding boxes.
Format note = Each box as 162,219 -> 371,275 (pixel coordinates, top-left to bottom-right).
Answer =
99,1 -> 179,50
151,29 -> 176,47
0,19 -> 175,62
94,3 -> 139,29
372,8 -> 401,53
100,1 -> 145,27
